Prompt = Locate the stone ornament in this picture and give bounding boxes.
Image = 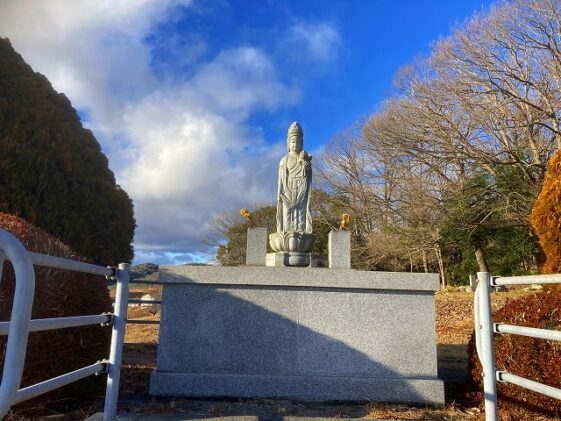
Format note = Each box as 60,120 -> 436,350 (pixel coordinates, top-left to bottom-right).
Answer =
269,122 -> 316,261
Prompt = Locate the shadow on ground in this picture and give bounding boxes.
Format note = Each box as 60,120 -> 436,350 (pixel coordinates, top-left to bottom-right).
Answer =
112,341 -> 475,421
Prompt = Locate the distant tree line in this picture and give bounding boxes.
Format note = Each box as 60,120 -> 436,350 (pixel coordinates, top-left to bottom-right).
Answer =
214,0 -> 561,286
0,38 -> 135,264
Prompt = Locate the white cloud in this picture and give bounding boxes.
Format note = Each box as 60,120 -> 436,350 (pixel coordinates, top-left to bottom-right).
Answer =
192,47 -> 299,116
0,1 -> 335,264
288,22 -> 341,62
0,0 -> 184,156
113,45 -> 296,260
120,87 -> 286,257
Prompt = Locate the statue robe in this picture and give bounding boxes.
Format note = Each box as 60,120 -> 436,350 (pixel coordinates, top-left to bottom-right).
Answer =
276,152 -> 312,234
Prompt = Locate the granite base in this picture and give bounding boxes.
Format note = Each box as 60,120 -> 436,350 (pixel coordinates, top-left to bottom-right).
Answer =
150,373 -> 444,405
150,266 -> 444,405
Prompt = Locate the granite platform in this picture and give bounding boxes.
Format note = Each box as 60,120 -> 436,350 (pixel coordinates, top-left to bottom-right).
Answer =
149,266 -> 444,405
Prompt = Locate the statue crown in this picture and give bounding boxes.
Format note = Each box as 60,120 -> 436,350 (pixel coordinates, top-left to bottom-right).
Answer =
288,122 -> 303,138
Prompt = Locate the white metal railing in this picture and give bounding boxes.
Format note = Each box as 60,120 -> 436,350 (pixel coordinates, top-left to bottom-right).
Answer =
125,275 -> 162,325
473,271 -> 561,421
0,228 -> 129,420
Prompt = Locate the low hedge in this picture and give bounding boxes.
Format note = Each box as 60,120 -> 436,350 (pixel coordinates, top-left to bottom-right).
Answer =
469,289 -> 561,416
0,212 -> 112,410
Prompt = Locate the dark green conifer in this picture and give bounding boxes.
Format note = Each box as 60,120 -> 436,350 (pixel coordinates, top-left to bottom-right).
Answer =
0,38 -> 135,264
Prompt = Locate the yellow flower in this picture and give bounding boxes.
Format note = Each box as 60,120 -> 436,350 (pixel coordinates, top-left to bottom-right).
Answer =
240,208 -> 251,219
339,213 -> 350,230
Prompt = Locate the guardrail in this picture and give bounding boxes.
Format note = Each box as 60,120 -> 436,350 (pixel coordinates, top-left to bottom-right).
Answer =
473,271 -> 561,421
125,276 -> 162,325
0,228 -> 129,420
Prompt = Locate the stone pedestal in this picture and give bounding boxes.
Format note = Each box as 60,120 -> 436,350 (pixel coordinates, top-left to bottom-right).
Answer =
246,228 -> 267,266
328,230 -> 351,269
266,251 -> 309,267
266,252 -> 327,267
150,266 -> 444,405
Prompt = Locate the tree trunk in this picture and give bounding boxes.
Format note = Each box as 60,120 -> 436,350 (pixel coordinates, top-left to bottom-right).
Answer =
435,245 -> 446,289
422,249 -> 429,273
474,247 -> 489,273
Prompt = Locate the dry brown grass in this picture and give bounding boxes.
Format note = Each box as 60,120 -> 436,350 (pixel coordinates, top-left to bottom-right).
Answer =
435,290 -> 515,345
367,402 -> 480,420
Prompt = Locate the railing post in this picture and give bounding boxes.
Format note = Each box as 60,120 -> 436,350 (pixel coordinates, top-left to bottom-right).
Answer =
103,263 -> 129,420
0,230 -> 35,419
477,272 -> 498,421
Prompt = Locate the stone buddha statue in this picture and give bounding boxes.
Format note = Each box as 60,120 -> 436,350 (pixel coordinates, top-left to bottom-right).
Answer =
269,122 -> 316,265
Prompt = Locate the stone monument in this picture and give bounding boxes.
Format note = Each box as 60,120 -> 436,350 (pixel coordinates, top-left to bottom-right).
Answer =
149,121 -> 444,406
268,122 -> 316,267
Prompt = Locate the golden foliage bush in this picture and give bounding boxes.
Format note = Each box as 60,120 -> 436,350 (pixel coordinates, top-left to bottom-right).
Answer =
467,152 -> 561,416
530,149 -> 561,274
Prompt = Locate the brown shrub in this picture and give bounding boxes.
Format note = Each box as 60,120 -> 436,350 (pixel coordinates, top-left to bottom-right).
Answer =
529,149 -> 561,274
469,290 -> 561,417
0,212 -> 112,407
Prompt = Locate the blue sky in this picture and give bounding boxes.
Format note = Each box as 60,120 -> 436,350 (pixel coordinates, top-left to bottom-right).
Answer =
0,0 -> 492,265
143,0 -> 493,151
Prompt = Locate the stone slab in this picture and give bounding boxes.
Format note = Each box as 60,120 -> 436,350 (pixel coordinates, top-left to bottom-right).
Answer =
151,267 -> 444,404
159,266 -> 440,292
328,230 -> 351,269
246,228 -> 267,266
150,373 -> 444,405
154,284 -> 438,376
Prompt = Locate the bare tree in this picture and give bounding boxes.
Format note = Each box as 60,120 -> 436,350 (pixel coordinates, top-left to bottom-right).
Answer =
322,0 -> 554,281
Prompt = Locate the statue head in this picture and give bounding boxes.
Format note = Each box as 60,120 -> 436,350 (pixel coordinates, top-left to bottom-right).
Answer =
287,122 -> 303,153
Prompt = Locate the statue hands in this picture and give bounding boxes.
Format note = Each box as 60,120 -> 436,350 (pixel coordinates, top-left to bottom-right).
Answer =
279,193 -> 292,208
298,151 -> 312,163
299,151 -> 312,175
280,193 -> 302,211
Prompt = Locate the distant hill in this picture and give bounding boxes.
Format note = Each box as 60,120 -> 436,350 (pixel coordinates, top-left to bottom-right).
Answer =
0,38 -> 135,264
130,262 -> 159,278
129,261 -> 211,281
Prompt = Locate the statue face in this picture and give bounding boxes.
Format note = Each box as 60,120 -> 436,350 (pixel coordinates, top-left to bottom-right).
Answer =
288,135 -> 303,153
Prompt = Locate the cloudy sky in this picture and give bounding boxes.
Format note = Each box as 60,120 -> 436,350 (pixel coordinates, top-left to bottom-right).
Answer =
0,0 -> 491,265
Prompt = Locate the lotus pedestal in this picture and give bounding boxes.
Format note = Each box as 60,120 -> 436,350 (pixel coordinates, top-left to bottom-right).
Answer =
266,251 -> 327,267
267,232 -> 325,267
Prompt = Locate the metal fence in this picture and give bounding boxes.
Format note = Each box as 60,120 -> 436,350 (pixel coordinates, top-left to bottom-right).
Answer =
473,271 -> 561,421
123,275 -> 162,325
0,228 -> 129,420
